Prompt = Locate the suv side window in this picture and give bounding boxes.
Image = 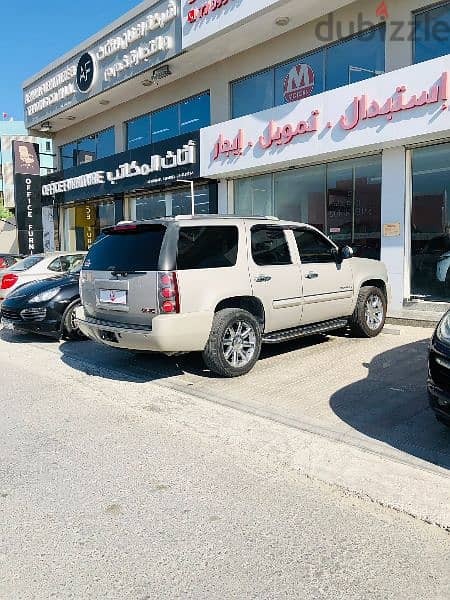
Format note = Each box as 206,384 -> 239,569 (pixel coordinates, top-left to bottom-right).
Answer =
177,226 -> 239,270
48,258 -> 62,272
293,229 -> 336,264
251,227 -> 291,266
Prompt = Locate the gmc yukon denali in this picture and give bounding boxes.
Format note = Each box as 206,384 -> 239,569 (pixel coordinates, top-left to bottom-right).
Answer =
76,216 -> 390,377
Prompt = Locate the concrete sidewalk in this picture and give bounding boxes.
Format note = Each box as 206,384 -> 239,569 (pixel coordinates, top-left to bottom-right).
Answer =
2,323 -> 450,528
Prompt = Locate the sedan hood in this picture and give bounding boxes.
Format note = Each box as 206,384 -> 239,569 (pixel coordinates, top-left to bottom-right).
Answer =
6,274 -> 79,300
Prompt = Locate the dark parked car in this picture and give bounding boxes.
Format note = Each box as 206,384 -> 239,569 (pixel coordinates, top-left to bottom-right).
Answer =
0,266 -> 85,340
428,309 -> 450,428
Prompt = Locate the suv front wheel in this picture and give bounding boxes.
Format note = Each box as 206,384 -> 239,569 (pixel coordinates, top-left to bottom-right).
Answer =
350,286 -> 386,338
203,308 -> 262,377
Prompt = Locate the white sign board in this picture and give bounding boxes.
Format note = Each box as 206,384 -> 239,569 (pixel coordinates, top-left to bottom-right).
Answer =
24,0 -> 181,128
181,0 -> 285,49
200,55 -> 450,178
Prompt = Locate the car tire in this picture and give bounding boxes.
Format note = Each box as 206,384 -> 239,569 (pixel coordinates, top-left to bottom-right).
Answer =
349,285 -> 386,338
202,308 -> 262,377
62,300 -> 86,341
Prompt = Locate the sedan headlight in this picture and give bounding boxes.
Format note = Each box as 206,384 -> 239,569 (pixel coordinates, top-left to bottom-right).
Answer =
29,288 -> 61,304
437,312 -> 450,343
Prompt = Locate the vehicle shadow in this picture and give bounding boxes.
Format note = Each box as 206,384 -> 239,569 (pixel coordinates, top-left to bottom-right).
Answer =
58,333 -> 331,382
0,328 -> 59,344
329,339 -> 450,469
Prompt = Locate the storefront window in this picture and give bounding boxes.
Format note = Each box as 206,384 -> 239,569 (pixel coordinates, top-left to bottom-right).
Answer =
274,165 -> 326,230
325,27 -> 385,88
126,93 -> 211,149
60,127 -> 115,169
415,2 -> 450,64
231,27 -> 385,118
127,115 -> 151,150
128,184 -> 212,220
180,94 -> 211,134
232,71 -> 274,119
60,199 -> 116,251
234,175 -> 273,216
411,143 -> 450,300
152,105 -> 179,143
234,156 -> 382,259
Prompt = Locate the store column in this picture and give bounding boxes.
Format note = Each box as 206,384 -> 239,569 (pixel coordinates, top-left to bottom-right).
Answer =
380,147 -> 410,313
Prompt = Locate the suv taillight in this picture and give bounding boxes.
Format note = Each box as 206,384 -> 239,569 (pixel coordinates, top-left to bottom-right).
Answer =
1,273 -> 18,289
158,271 -> 180,314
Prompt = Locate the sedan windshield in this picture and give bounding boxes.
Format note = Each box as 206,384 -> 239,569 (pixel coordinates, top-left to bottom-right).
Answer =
9,255 -> 44,272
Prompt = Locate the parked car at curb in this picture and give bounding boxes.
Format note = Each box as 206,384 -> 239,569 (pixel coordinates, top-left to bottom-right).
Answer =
0,265 -> 85,340
0,254 -> 22,273
428,310 -> 450,428
0,252 -> 86,303
76,215 -> 390,378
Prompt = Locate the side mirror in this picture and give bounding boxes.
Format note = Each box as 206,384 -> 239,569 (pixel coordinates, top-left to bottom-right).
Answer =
340,246 -> 354,260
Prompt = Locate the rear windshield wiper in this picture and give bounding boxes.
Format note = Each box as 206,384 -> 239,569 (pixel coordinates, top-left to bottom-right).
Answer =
110,269 -> 146,277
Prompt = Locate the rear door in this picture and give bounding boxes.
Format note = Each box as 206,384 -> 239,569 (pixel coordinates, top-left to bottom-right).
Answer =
292,228 -> 354,324
80,224 -> 167,326
248,225 -> 303,333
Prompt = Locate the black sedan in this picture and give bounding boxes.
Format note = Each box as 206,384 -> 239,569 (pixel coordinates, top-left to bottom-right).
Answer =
0,267 -> 85,340
428,310 -> 450,428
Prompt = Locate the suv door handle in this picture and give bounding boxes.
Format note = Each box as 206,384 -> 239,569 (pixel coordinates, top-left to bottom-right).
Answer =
255,274 -> 272,282
305,271 -> 319,279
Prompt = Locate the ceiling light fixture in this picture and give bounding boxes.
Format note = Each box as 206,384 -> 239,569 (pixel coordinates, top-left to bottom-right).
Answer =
275,16 -> 290,27
99,99 -> 110,105
141,79 -> 154,87
40,121 -> 52,132
66,115 -> 76,121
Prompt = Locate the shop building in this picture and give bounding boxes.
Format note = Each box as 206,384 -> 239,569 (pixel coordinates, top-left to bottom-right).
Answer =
23,0 -> 450,313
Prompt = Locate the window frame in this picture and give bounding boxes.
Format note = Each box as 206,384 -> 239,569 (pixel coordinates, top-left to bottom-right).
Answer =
125,91 -> 211,150
291,227 -> 338,265
250,225 -> 293,267
413,0 -> 450,64
59,125 -> 115,169
230,23 -> 385,119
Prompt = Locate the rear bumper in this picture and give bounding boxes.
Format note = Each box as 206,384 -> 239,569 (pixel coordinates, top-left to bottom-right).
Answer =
75,307 -> 213,353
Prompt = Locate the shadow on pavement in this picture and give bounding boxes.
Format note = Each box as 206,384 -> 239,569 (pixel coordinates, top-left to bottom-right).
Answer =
330,339 -> 450,469
0,328 -> 58,344
57,333 -> 332,383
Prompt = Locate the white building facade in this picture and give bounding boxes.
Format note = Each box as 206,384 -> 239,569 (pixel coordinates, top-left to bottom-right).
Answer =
24,0 -> 450,313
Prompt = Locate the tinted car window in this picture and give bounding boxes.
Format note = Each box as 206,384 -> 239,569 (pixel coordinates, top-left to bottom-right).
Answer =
177,226 -> 238,270
9,256 -> 44,272
293,229 -> 335,264
48,258 -> 62,272
83,226 -> 166,271
251,227 -> 291,266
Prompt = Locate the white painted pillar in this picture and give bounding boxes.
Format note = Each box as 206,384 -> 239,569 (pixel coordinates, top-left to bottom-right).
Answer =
217,179 -> 229,214
380,147 -> 410,313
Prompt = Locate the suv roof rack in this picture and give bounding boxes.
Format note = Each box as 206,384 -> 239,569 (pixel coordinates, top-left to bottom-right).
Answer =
173,214 -> 280,221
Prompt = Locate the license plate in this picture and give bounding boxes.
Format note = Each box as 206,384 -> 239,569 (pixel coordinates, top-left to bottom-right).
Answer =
99,289 -> 127,305
2,318 -> 14,330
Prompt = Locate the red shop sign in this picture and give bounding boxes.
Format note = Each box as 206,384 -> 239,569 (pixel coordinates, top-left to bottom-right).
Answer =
284,64 -> 315,103
187,0 -> 233,23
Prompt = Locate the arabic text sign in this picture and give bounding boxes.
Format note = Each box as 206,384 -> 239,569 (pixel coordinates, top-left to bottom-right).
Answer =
24,0 -> 181,128
181,0 -> 284,48
41,131 -> 200,203
201,54 -> 450,177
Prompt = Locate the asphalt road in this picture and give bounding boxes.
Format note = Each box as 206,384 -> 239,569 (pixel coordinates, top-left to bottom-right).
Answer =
0,331 -> 449,600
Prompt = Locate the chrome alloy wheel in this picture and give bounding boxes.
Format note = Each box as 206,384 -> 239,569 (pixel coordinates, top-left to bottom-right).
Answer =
365,293 -> 384,330
222,320 -> 257,368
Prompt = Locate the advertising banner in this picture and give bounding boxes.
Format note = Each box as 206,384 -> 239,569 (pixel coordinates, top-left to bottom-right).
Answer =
23,0 -> 181,128
41,131 -> 200,204
12,141 -> 44,255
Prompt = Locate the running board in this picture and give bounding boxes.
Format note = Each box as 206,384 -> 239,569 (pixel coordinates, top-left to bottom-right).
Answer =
262,318 -> 349,344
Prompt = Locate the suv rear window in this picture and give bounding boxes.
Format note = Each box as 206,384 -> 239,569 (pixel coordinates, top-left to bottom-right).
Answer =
177,226 -> 238,270
83,225 -> 166,271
